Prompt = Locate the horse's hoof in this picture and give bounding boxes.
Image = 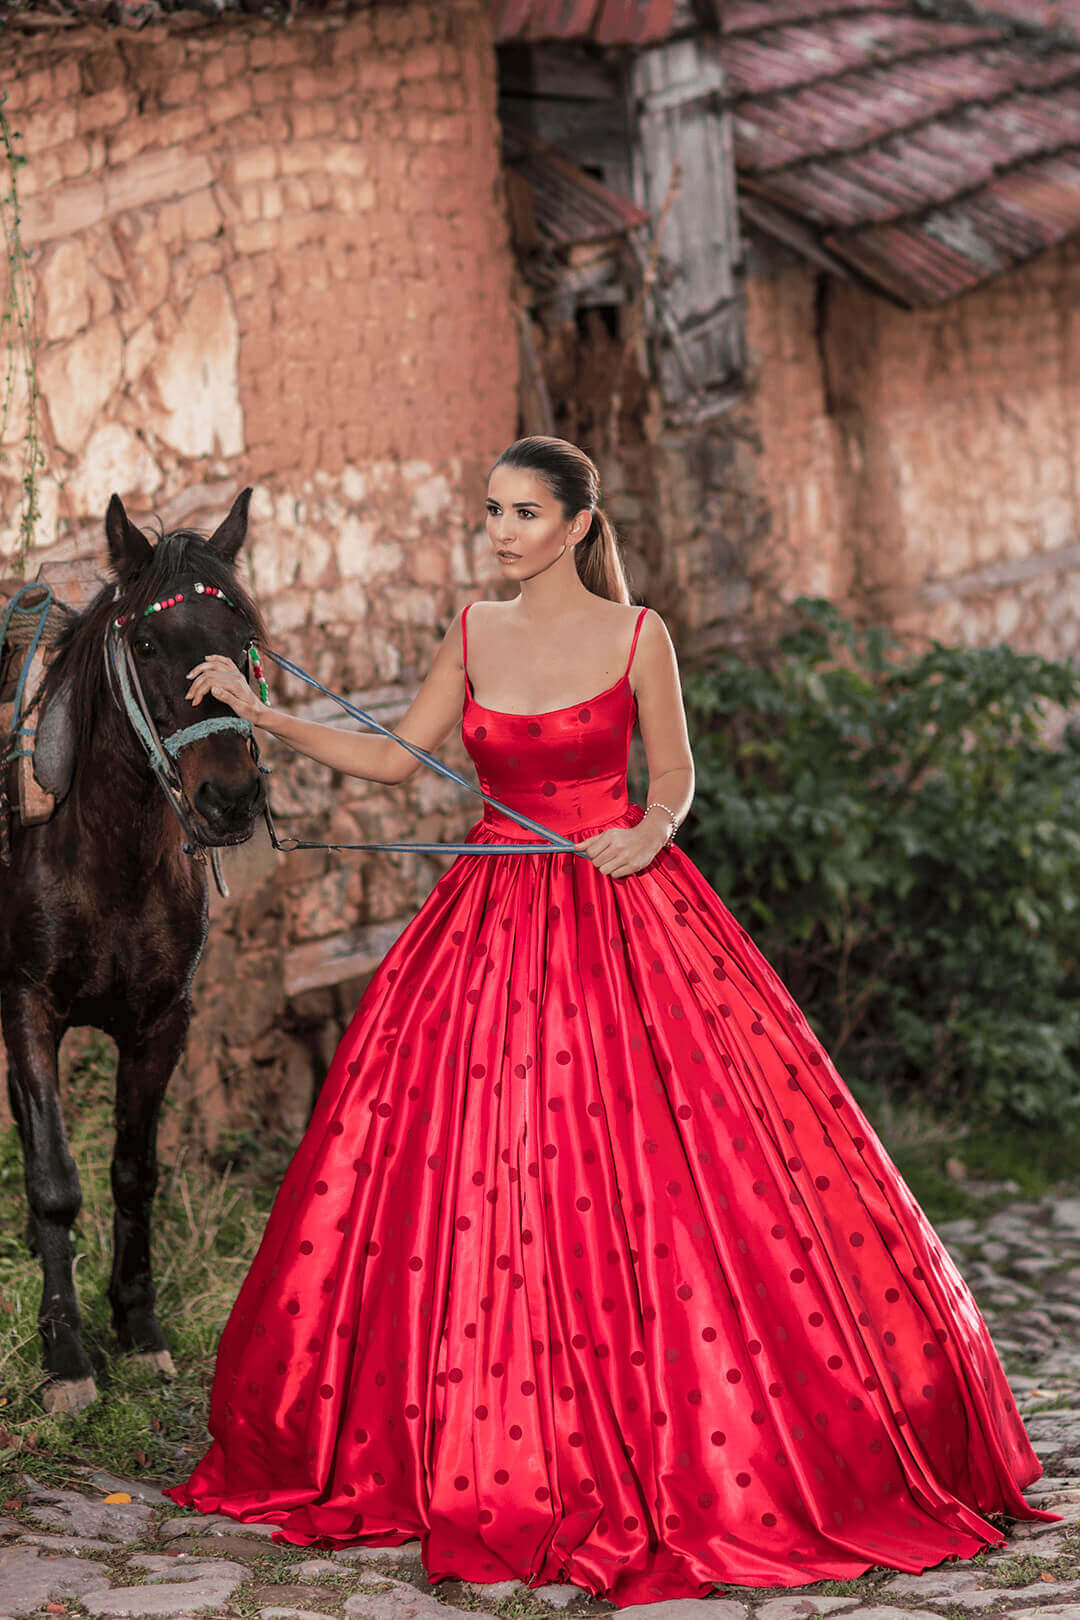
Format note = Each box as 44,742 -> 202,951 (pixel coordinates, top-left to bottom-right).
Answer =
132,1348 -> 177,1379
42,1375 -> 99,1413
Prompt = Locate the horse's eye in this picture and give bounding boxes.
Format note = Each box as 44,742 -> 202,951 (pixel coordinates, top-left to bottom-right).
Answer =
134,637 -> 156,657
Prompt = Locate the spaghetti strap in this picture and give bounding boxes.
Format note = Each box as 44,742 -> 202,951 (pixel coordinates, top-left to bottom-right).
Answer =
624,605 -> 649,681
460,603 -> 473,693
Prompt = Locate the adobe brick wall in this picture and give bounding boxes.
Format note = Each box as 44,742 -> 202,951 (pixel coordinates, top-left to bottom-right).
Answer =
0,2 -> 519,1150
736,235 -> 1080,656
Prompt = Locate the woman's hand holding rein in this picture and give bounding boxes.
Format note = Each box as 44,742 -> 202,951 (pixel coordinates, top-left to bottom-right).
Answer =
186,654 -> 264,726
185,653 -> 417,783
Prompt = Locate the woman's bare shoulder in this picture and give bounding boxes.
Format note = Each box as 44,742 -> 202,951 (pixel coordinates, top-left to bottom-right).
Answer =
463,599 -> 504,622
584,597 -> 655,633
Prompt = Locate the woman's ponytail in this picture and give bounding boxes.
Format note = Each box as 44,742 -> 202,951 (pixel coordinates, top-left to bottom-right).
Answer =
575,506 -> 631,605
491,437 -> 634,606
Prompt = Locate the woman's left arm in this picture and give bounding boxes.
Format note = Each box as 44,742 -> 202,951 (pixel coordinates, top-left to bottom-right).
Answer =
578,609 -> 694,879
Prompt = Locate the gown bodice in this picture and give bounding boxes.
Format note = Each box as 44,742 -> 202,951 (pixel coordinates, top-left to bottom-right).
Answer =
460,603 -> 648,842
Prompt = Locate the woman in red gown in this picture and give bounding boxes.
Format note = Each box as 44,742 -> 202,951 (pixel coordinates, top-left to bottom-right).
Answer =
167,437 -> 1055,1605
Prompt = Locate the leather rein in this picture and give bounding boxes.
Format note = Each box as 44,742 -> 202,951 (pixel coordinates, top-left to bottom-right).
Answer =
99,584 -> 581,896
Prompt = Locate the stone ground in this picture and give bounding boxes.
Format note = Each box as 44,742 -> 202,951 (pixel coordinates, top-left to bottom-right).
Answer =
6,1190 -> 1080,1620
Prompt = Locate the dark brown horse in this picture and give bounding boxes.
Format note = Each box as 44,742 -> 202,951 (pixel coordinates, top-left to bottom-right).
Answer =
0,491 -> 268,1412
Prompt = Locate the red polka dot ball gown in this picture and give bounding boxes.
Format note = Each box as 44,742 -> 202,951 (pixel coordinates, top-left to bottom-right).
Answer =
165,603 -> 1055,1604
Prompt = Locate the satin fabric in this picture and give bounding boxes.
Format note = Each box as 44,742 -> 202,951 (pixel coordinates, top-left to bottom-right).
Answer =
165,604 -> 1057,1605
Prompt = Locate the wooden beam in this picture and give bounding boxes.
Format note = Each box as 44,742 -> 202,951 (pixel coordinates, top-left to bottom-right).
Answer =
739,193 -> 853,281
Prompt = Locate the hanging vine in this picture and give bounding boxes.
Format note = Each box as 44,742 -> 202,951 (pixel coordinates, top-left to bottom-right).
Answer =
0,89 -> 43,578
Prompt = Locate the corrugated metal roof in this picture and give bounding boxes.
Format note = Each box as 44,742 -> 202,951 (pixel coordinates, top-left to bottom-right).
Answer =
502,121 -> 650,248
733,47 -> 1080,173
493,0 -> 683,46
726,1 -> 1080,306
987,0 -> 1080,31
724,14 -> 1000,97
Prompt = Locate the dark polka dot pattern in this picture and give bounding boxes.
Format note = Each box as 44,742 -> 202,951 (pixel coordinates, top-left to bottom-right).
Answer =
163,602 -> 1056,1602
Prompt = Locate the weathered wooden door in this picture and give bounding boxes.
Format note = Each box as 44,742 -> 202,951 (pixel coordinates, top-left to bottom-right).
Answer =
630,33 -> 743,421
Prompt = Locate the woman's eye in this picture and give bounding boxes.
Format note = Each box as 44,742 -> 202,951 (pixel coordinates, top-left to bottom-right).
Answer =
519,509 -> 535,520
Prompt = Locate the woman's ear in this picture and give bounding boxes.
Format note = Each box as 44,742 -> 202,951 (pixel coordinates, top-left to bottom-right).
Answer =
569,509 -> 593,545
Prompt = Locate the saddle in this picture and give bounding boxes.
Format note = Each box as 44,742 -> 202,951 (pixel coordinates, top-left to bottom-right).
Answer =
0,556 -> 105,827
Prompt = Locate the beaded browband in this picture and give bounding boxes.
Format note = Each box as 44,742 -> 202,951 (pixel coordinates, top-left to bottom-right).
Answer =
113,581 -> 268,704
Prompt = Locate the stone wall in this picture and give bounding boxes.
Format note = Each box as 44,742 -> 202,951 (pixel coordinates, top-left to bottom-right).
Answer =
0,1 -> 519,1150
731,234 -> 1080,656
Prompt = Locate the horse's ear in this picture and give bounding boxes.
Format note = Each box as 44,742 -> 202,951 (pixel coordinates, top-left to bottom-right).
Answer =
105,493 -> 153,580
208,488 -> 253,563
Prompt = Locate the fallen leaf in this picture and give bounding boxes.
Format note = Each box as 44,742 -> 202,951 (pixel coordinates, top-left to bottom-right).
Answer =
1040,1572 -> 1057,1583
3,1498 -> 22,1510
45,1605 -> 66,1614
103,1492 -> 132,1504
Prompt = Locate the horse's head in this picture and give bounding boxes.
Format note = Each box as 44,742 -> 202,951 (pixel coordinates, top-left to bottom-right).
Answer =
105,490 -> 269,847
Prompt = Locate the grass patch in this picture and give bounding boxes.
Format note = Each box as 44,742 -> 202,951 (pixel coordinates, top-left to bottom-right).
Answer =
859,1088 -> 1080,1225
1026,1393 -> 1080,1414
0,1033 -> 282,1495
807,1574 -> 887,1597
987,1552 -> 1049,1586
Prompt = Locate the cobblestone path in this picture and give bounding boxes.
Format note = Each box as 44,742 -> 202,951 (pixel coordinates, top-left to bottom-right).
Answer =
5,1193 -> 1080,1620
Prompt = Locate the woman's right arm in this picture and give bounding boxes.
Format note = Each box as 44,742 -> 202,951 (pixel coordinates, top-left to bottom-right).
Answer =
185,614 -> 468,786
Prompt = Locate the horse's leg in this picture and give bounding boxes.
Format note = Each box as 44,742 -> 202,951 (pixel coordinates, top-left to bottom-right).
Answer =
108,999 -> 190,1374
1,988 -> 98,1410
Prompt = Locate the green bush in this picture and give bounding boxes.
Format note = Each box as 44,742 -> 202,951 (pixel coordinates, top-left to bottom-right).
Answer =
679,599 -> 1080,1125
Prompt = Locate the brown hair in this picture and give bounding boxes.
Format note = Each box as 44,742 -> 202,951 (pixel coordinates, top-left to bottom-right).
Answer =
492,436 -> 632,605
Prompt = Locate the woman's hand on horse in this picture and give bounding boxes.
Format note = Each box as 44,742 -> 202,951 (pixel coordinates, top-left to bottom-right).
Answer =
186,654 -> 263,725
576,820 -> 668,879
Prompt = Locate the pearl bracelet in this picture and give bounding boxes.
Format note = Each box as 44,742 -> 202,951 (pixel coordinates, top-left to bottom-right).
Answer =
645,801 -> 679,847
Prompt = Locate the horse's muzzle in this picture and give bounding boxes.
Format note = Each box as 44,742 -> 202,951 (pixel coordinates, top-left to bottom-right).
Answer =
190,771 -> 266,845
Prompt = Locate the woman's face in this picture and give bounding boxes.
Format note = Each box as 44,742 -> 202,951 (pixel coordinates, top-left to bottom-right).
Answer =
485,465 -> 590,580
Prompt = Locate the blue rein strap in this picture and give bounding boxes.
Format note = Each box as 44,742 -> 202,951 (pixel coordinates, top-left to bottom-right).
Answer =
261,647 -> 583,858
99,599 -> 582,860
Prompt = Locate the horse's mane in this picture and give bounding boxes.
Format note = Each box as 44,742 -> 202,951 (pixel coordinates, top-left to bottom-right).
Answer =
40,526 -> 271,765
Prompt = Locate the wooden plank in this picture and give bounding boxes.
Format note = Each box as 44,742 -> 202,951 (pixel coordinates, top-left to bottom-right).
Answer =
630,33 -> 743,402
506,167 -> 541,252
500,91 -> 633,194
499,42 -> 621,102
740,191 -> 852,279
517,308 -> 556,435
34,554 -> 109,613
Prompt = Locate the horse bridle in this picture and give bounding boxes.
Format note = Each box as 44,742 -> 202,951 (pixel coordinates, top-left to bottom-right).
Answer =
105,583 -> 581,891
105,583 -> 268,898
